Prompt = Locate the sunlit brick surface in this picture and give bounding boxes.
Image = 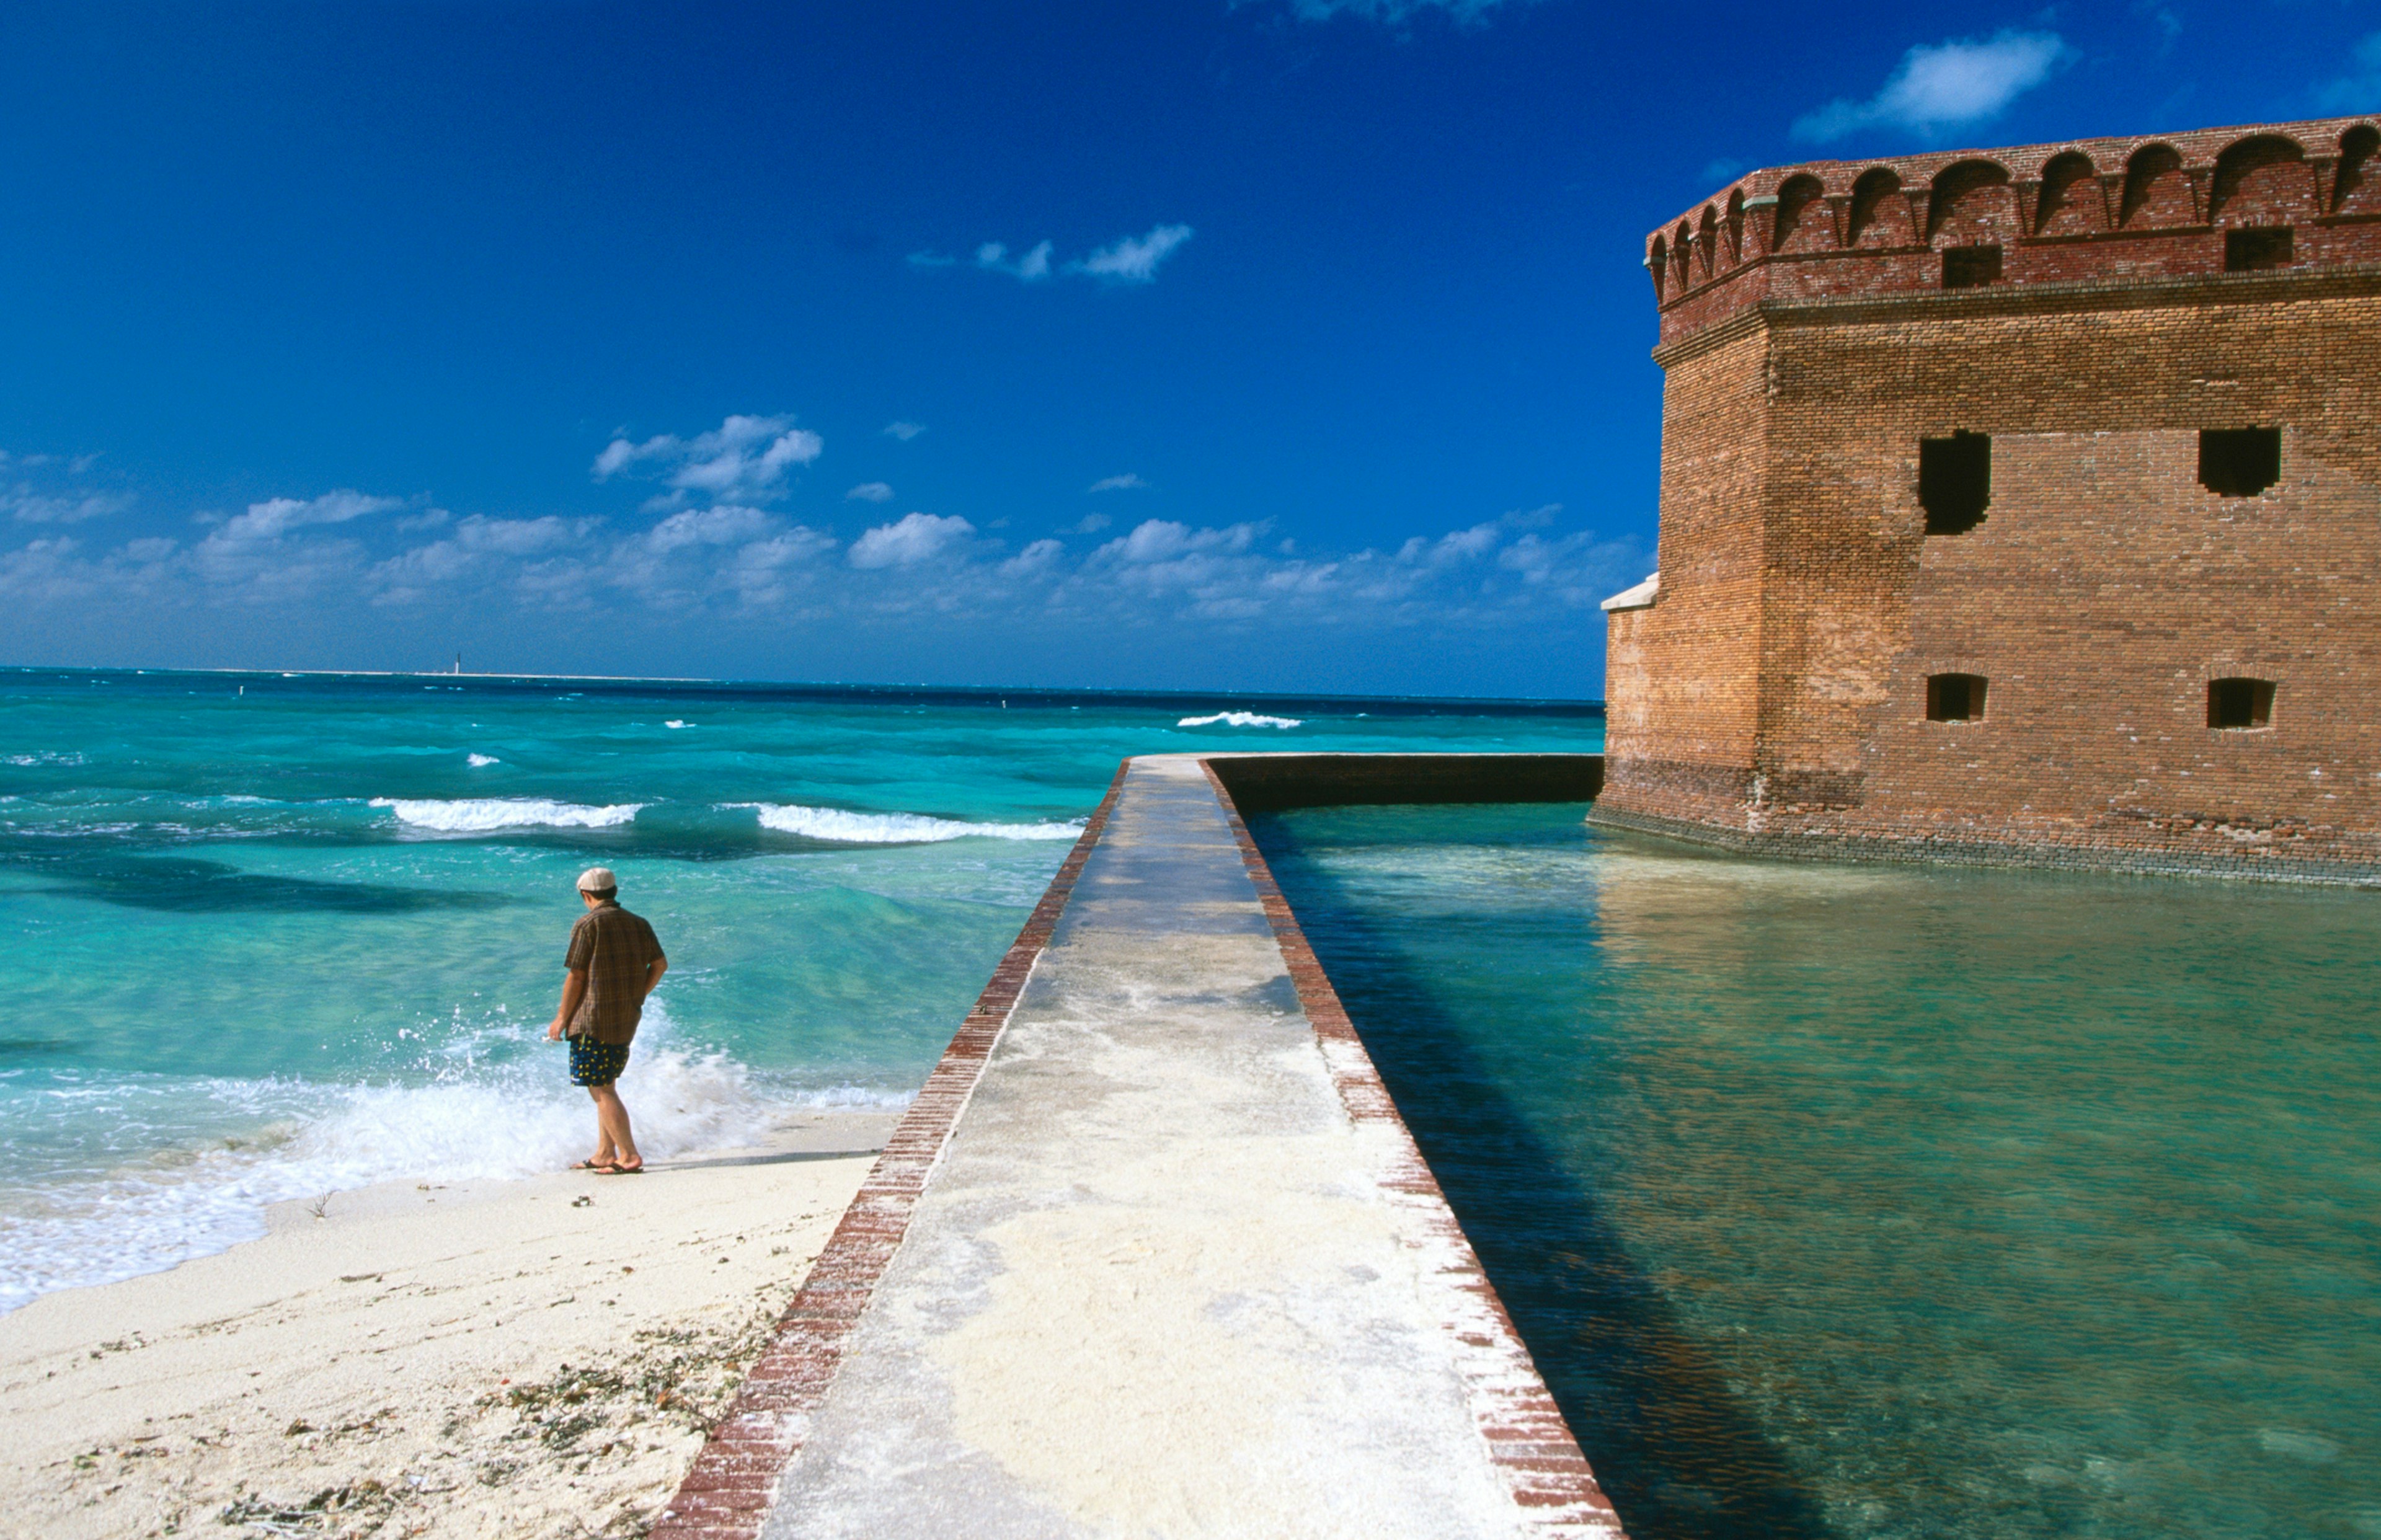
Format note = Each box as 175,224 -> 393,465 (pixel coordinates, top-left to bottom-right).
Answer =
1603,117 -> 2381,880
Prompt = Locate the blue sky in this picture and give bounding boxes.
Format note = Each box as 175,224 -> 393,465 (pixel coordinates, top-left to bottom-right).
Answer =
1,1 -> 2373,696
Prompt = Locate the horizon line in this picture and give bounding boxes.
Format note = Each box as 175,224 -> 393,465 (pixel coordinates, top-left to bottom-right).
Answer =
5,663 -> 1603,709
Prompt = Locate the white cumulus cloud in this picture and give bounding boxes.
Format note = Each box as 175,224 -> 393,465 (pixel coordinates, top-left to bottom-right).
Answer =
0,492 -> 1649,665
914,225 -> 1195,287
368,515 -> 588,601
0,451 -> 141,528
1398,523 -> 1499,566
0,538 -> 97,602
883,422 -> 926,441
0,431 -> 1649,680
846,482 -> 895,503
848,511 -> 977,569
4,489 -> 133,524
1793,30 -> 2068,144
1104,519 -> 1254,565
593,414 -> 822,505
453,515 -> 578,556
646,505 -> 776,552
215,490 -> 406,544
977,241 -> 1055,281
1070,225 -> 1194,285
734,528 -> 836,572
190,489 -> 401,596
1001,538 -> 1066,577
1088,474 -> 1150,493
725,528 -> 838,606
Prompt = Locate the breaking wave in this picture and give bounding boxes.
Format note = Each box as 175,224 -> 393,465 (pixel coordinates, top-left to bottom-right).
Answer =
735,803 -> 1083,843
371,798 -> 643,832
0,1023 -> 897,1312
1177,711 -> 1302,729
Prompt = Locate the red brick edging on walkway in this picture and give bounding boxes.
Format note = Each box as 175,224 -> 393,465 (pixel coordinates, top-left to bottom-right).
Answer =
1200,760 -> 1629,1536
647,763 -> 1131,1540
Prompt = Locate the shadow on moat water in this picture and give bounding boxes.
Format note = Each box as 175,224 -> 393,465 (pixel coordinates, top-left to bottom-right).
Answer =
1249,813 -> 1835,1540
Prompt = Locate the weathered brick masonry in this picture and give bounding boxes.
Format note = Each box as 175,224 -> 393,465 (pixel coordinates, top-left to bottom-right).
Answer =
1597,116 -> 2381,880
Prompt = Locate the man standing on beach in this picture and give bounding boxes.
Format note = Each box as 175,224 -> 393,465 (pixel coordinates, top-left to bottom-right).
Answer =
546,867 -> 667,1174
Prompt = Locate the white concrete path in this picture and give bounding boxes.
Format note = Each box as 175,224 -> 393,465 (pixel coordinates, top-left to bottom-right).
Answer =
756,755 -> 1621,1539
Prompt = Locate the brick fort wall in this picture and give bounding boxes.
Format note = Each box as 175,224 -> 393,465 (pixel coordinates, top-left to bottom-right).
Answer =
1597,116 -> 2381,880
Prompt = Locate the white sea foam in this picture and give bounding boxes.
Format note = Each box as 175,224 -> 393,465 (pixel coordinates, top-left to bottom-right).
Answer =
1177,710 -> 1303,729
780,1084 -> 919,1111
467,753 -> 500,767
665,720 -> 691,729
734,802 -> 1083,843
371,797 -> 641,831
282,1045 -> 778,1185
0,1009 -> 895,1313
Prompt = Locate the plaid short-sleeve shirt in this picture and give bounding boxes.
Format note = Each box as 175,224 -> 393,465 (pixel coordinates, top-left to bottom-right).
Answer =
565,902 -> 665,1045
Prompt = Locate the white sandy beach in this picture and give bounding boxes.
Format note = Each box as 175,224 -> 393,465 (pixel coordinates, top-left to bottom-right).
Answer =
0,1110 -> 893,1540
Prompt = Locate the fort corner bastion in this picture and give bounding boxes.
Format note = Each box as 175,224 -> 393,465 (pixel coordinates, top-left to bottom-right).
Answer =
1594,115 -> 2381,881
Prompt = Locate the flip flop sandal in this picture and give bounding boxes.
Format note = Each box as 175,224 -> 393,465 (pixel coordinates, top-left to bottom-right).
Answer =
595,1163 -> 644,1175
570,1159 -> 616,1172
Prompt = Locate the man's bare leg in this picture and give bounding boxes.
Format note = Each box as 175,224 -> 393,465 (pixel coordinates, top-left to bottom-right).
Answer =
581,1094 -> 619,1169
590,1084 -> 642,1170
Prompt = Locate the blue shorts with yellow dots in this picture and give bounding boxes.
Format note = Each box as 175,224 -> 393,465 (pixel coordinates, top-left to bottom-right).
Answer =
569,1036 -> 631,1087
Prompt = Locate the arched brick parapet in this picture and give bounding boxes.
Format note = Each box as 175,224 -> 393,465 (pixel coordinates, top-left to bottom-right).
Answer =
1641,116 -> 2381,346
2034,151 -> 2106,235
2212,133 -> 2315,224
2121,143 -> 2196,227
1927,159 -> 2017,244
2332,123 -> 2380,213
1774,174 -> 1835,252
1848,166 -> 1913,247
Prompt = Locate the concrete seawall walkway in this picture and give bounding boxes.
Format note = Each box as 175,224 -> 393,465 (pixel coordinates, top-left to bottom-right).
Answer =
656,755 -> 1623,1539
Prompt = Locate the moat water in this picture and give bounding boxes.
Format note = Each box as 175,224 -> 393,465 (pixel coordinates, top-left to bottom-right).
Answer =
1253,804 -> 2380,1540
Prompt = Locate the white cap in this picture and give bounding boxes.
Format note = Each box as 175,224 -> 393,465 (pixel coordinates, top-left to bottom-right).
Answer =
577,866 -> 619,893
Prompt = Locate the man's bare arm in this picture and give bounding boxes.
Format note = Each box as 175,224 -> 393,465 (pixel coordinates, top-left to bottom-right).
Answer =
547,968 -> 589,1041
642,955 -> 668,1001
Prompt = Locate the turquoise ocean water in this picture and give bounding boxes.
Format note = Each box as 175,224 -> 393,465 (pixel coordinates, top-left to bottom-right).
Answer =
1255,805 -> 2381,1540
0,668 -> 1598,1314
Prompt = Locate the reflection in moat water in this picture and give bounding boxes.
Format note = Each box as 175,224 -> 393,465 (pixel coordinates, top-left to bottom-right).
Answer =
1251,805 -> 2381,1540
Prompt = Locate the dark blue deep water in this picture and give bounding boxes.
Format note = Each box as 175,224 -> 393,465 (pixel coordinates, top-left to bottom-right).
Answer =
1253,803 -> 2381,1540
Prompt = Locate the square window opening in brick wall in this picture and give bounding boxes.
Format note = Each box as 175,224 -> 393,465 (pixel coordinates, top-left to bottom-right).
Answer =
1941,246 -> 2002,289
1920,433 -> 1992,534
2199,428 -> 2281,497
2224,227 -> 2293,272
2207,678 -> 2276,730
1927,674 -> 1989,722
